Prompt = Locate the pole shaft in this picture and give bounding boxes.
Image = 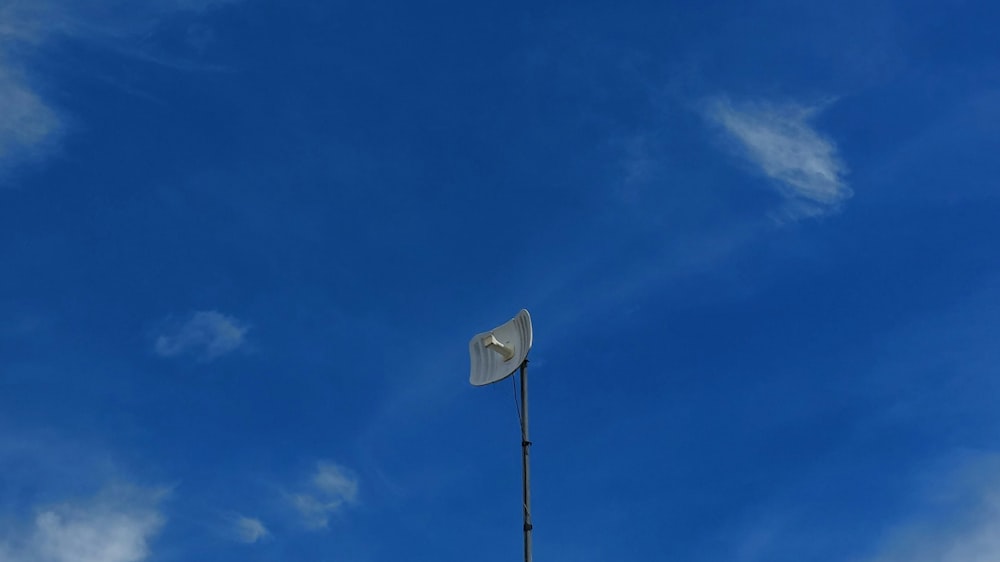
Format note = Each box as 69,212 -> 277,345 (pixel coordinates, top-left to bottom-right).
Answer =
520,360 -> 532,562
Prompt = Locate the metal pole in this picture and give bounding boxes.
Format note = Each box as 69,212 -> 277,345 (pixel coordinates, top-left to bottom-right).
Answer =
520,359 -> 533,562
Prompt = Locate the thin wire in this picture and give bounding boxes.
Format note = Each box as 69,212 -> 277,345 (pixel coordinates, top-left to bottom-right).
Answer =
512,371 -> 522,428
514,367 -> 529,516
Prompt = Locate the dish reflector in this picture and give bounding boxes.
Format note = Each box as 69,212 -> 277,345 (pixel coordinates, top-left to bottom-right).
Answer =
469,309 -> 532,386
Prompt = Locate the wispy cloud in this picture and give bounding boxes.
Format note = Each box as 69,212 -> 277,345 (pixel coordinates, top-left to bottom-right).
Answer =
864,452 -> 1000,562
288,461 -> 360,530
154,310 -> 248,360
705,96 -> 851,220
231,515 -> 268,544
0,485 -> 166,562
0,58 -> 61,178
0,0 -> 238,179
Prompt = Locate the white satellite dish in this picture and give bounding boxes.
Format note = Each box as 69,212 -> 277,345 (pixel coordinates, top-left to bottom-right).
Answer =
467,308 -> 536,562
469,309 -> 532,386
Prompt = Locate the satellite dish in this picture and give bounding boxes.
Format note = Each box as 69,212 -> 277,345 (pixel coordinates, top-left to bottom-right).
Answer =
469,309 -> 532,386
466,308 -> 537,562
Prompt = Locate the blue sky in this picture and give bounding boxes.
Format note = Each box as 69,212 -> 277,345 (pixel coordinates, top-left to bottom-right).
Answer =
1,1 -> 999,560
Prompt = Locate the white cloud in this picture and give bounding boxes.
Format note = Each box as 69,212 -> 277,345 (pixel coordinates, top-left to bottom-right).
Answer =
0,58 -> 61,177
0,0 -> 240,40
0,0 -> 238,179
231,515 -> 268,544
864,453 -> 1000,562
312,461 -> 360,502
154,310 -> 248,360
706,96 -> 851,220
0,485 -> 166,562
289,462 -> 360,530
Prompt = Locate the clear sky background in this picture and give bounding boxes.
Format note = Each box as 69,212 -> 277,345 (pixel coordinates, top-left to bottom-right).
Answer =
1,1 -> 999,561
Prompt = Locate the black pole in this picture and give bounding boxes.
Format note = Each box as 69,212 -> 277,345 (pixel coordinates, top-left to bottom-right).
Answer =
519,359 -> 533,562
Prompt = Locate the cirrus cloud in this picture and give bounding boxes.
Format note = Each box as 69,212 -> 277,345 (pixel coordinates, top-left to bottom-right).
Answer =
863,452 -> 1000,562
0,485 -> 166,562
706,96 -> 852,220
288,461 -> 360,530
0,0 -> 240,180
231,515 -> 268,544
154,310 -> 249,361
